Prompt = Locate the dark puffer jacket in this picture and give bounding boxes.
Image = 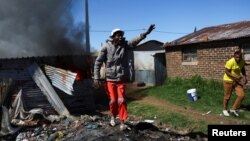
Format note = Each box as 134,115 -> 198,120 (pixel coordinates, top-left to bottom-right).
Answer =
94,33 -> 147,81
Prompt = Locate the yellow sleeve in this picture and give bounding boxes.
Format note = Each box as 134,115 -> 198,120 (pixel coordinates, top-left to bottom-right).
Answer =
225,59 -> 233,70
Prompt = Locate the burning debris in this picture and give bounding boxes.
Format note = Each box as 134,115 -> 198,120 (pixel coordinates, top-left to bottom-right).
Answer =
0,57 -> 207,140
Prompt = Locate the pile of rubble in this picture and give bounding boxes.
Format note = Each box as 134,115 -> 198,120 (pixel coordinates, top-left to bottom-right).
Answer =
0,112 -> 208,141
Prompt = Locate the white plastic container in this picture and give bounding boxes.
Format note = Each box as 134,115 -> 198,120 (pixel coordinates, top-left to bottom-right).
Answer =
187,88 -> 198,102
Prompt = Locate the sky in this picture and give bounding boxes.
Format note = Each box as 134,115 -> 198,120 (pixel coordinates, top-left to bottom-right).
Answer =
71,0 -> 250,51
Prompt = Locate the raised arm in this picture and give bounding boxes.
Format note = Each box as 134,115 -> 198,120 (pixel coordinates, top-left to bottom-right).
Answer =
144,24 -> 155,36
128,24 -> 156,47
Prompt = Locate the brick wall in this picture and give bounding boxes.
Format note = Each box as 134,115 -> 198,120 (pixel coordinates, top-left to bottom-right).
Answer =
165,44 -> 243,81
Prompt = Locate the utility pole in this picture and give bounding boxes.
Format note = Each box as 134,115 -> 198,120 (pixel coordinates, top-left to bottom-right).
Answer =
85,0 -> 90,54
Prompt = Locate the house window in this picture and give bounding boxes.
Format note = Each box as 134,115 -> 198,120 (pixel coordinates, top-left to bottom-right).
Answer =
182,49 -> 197,62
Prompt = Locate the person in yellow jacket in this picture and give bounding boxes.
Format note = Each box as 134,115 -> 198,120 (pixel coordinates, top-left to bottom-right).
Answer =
222,50 -> 248,117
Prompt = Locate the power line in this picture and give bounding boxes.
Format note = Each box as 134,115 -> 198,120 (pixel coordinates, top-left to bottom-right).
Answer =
90,29 -> 144,32
154,30 -> 189,34
90,29 -> 189,34
90,30 -> 112,32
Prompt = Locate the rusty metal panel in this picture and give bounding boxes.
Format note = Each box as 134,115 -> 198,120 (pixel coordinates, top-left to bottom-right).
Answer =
164,20 -> 250,47
44,65 -> 76,95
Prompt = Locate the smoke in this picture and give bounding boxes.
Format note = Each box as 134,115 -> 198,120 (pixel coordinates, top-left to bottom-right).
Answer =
0,0 -> 86,58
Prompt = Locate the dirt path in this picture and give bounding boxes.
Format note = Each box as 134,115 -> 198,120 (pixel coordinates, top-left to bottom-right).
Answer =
125,83 -> 246,125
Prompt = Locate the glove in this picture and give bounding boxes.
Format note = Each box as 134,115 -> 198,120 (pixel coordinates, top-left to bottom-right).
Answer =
93,79 -> 101,89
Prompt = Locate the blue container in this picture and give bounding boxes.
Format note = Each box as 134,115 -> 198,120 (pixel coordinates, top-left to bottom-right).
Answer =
187,88 -> 198,102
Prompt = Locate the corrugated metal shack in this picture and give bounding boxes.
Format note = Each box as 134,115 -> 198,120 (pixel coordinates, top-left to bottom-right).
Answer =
132,40 -> 166,86
0,55 -> 95,116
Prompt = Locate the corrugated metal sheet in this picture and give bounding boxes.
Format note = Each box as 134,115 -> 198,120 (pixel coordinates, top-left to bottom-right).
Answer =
28,63 -> 70,117
0,55 -> 95,115
135,70 -> 155,86
0,59 -> 57,115
44,65 -> 76,95
21,81 -> 54,112
164,20 -> 250,47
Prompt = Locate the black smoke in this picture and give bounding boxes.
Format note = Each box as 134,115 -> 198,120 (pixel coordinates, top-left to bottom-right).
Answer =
0,0 -> 86,58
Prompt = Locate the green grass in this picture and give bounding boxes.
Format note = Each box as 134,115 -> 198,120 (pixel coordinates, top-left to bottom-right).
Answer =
135,75 -> 250,117
128,102 -> 209,133
127,75 -> 250,134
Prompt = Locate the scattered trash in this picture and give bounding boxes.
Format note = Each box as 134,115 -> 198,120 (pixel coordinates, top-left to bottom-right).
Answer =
0,113 -> 208,141
202,111 -> 211,115
48,131 -> 63,141
16,132 -> 28,141
165,128 -> 170,132
144,120 -> 155,123
85,123 -> 98,129
154,115 -> 157,119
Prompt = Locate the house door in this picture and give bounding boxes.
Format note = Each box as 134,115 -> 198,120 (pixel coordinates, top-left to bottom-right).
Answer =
154,53 -> 166,85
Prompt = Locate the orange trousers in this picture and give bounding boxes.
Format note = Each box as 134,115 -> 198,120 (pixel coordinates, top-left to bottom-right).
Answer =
105,81 -> 127,121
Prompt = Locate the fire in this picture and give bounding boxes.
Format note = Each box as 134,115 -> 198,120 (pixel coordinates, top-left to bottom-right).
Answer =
71,69 -> 92,81
75,71 -> 81,81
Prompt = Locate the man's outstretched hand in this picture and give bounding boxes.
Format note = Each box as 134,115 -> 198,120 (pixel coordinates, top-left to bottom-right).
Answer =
145,24 -> 155,35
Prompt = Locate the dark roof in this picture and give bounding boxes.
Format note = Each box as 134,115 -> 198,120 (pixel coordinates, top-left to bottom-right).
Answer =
135,40 -> 164,51
163,20 -> 250,47
137,40 -> 163,46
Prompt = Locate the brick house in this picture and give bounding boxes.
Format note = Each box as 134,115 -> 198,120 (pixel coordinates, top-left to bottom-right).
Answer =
163,20 -> 250,81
